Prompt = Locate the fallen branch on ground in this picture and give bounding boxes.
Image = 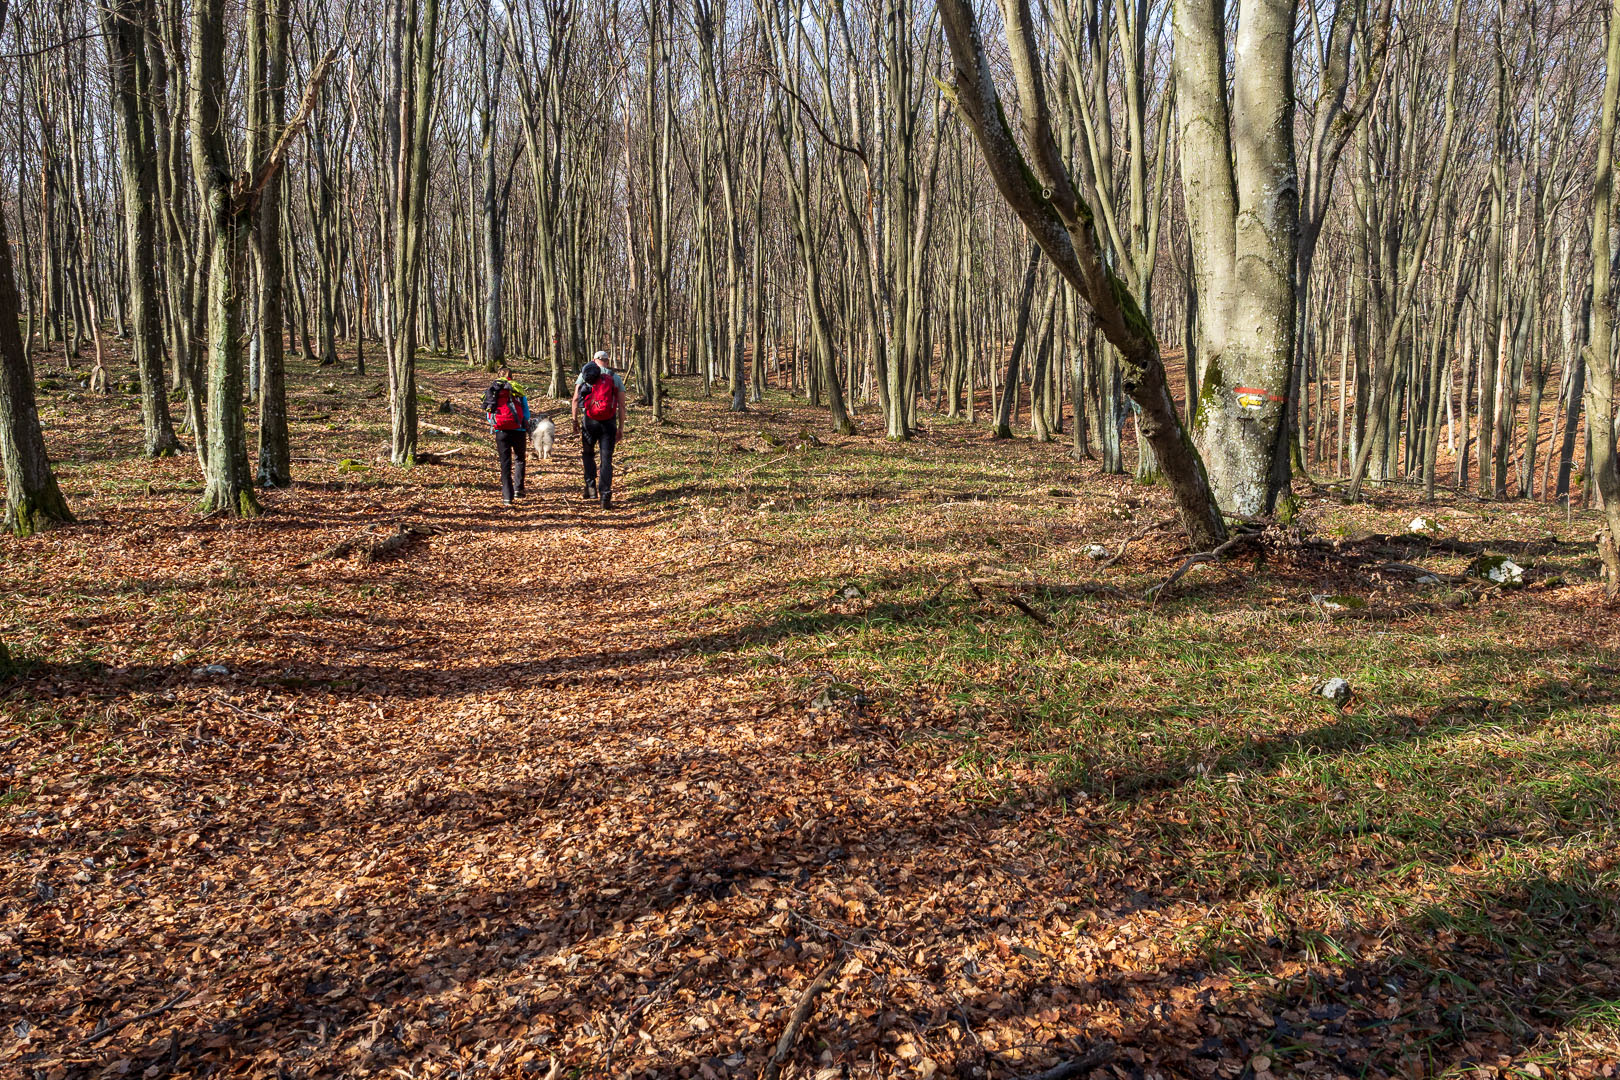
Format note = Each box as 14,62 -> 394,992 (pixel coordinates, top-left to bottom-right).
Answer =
604,957 -> 700,1076
1325,602 -> 1438,621
294,528 -> 376,568
1099,515 -> 1176,568
969,577 -> 1125,599
415,447 -> 468,464
761,954 -> 844,1080
1018,1041 -> 1118,1080
999,592 -> 1050,625
968,579 -> 1050,626
296,523 -> 440,568
1369,561 -> 1465,584
1148,529 -> 1264,601
81,990 -> 192,1044
421,422 -> 479,439
363,524 -> 437,563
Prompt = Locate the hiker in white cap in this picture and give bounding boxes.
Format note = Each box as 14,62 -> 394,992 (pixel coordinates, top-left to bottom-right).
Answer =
571,351 -> 628,509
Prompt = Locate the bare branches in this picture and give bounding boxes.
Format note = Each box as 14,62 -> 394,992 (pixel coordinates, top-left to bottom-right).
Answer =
237,43 -> 343,216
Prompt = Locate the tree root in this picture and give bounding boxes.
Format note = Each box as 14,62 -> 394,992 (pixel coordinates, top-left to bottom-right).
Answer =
1098,515 -> 1176,568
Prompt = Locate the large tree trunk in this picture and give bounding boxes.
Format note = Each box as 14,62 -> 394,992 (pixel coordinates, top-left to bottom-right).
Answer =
386,0 -> 440,466
191,0 -> 259,516
478,0 -> 506,373
1176,0 -> 1298,518
100,0 -> 182,458
1587,0 -> 1620,593
252,0 -> 292,489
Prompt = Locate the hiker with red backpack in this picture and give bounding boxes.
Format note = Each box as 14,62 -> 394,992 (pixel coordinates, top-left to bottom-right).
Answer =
482,364 -> 531,506
572,351 -> 626,509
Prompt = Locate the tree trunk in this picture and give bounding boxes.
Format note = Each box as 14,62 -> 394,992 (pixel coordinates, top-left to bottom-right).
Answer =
0,177 -> 73,536
253,0 -> 292,489
100,0 -> 181,458
1175,0 -> 1298,517
993,244 -> 1041,439
387,0 -> 440,466
1586,0 -> 1620,592
191,0 -> 259,516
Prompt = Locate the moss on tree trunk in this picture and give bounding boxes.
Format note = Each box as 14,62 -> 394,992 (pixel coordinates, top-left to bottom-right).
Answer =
0,171 -> 73,537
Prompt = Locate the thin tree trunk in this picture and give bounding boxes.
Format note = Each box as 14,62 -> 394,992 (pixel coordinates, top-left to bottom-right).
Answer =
100,0 -> 181,457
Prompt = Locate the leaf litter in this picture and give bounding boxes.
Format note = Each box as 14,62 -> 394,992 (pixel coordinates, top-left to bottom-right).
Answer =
2,354 -> 1619,1079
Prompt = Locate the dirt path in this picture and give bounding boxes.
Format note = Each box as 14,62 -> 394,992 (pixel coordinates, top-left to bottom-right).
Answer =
5,443 -> 1020,1077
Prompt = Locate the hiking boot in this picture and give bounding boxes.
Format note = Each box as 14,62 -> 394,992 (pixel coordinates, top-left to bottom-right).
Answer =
600,490 -> 612,510
583,480 -> 597,500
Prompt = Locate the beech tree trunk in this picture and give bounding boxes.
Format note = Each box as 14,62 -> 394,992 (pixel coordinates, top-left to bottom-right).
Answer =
191,0 -> 259,516
1175,0 -> 1298,518
100,0 -> 181,458
0,171 -> 73,536
386,0 -> 441,466
1587,0 -> 1620,593
252,0 -> 293,489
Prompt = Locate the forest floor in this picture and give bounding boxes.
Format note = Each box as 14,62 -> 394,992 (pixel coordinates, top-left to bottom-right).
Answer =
3,349 -> 1619,1080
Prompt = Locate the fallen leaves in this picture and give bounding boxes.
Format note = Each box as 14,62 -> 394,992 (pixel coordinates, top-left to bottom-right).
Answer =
4,360 -> 1620,1079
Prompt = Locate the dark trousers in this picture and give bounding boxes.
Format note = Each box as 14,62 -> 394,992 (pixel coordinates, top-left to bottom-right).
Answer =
582,417 -> 617,495
495,429 -> 527,501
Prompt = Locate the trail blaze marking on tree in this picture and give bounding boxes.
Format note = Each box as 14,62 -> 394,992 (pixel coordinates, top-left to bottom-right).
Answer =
1233,387 -> 1284,411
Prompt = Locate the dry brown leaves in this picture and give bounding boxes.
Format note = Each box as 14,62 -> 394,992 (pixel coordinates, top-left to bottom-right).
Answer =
2,354 -> 1618,1080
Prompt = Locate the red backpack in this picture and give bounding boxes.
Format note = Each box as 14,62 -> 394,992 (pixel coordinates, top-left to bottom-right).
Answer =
584,374 -> 619,422
487,383 -> 525,431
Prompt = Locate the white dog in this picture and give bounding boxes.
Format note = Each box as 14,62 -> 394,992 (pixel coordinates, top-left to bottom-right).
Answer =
532,415 -> 556,461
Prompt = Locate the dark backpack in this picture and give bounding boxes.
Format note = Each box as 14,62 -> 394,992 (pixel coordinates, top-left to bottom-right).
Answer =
584,373 -> 619,422
485,381 -> 525,432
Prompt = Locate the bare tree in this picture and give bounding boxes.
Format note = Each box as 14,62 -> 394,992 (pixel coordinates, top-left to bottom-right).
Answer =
1588,0 -> 1620,591
937,0 -> 1226,548
384,0 -> 442,465
99,0 -> 182,458
0,0 -> 72,537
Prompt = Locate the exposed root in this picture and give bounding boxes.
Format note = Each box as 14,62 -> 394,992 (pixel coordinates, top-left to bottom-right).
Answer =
1148,528 -> 1267,601
1098,515 -> 1177,568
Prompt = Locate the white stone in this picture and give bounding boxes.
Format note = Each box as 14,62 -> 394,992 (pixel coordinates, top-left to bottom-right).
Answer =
1485,559 -> 1524,585
1316,678 -> 1352,705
